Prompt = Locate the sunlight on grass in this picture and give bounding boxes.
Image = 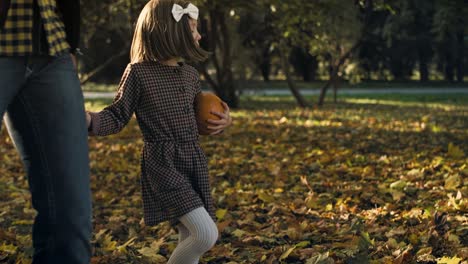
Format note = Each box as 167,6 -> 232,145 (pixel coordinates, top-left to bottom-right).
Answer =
85,99 -> 113,111
343,98 -> 468,111
82,83 -> 118,92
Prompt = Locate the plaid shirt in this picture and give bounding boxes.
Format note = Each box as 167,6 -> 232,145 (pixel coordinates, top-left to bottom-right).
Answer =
0,0 -> 69,56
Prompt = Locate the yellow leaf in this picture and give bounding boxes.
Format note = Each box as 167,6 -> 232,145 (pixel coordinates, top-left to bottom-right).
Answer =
306,252 -> 332,263
437,256 -> 462,264
150,238 -> 164,250
390,180 -> 407,190
295,241 -> 310,248
444,175 -> 461,190
138,247 -> 166,262
12,220 -> 34,225
279,245 -> 296,260
279,116 -> 288,124
305,196 -> 320,209
216,209 -> 228,221
232,229 -> 246,238
102,234 -> 117,252
416,247 -> 432,257
447,143 -> 464,159
0,242 -> 17,254
361,231 -> 375,246
138,247 -> 154,256
390,189 -> 405,201
386,238 -> 398,249
258,192 -> 274,203
408,233 -> 419,245
94,229 -> 107,240
447,234 -> 460,245
274,188 -> 284,193
116,237 -> 137,253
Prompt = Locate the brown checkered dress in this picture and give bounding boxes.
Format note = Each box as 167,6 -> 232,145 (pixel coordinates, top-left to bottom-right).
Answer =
89,61 -> 216,226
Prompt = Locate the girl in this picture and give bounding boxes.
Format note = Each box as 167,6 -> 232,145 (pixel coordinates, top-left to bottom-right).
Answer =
85,0 -> 232,262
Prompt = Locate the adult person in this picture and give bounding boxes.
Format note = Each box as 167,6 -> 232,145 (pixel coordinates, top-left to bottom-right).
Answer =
0,0 -> 92,263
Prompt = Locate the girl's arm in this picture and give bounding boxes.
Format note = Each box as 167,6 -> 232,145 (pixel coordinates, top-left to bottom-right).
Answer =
87,64 -> 140,136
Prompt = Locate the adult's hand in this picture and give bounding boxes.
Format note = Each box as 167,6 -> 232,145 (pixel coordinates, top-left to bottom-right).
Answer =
70,54 -> 77,69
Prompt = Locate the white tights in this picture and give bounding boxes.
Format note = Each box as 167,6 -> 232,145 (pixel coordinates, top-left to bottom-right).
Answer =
167,207 -> 218,264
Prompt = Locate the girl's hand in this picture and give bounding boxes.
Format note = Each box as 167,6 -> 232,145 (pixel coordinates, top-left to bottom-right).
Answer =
206,102 -> 232,135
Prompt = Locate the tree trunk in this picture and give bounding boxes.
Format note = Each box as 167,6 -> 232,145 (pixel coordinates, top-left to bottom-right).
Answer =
444,45 -> 455,82
303,57 -> 318,82
333,84 -> 337,103
318,66 -> 339,106
318,42 -> 361,106
279,44 -> 308,108
419,61 -> 429,82
419,48 -> 429,82
216,82 -> 238,107
445,62 -> 455,82
260,46 -> 271,82
333,73 -> 340,103
303,56 -> 318,82
318,78 -> 332,107
197,9 -> 239,108
456,30 -> 464,83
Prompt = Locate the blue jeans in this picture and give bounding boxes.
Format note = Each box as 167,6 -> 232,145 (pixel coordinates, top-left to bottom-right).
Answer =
0,55 -> 92,264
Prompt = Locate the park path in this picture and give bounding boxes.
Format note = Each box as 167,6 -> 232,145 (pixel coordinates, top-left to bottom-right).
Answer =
83,87 -> 468,99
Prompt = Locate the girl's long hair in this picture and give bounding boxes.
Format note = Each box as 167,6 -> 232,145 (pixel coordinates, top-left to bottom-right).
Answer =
130,0 -> 209,63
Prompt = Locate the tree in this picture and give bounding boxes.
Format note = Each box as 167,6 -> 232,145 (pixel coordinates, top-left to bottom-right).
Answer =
194,0 -> 257,108
261,1 -> 318,107
79,0 -> 144,84
380,0 -> 434,82
315,0 -> 363,105
432,0 -> 466,82
290,47 -> 318,82
265,0 -> 364,107
239,10 -> 275,82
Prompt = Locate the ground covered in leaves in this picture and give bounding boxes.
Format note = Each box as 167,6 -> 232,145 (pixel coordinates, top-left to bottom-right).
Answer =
1,95 -> 467,264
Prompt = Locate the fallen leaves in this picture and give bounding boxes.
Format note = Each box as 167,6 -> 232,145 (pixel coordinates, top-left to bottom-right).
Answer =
1,98 -> 467,263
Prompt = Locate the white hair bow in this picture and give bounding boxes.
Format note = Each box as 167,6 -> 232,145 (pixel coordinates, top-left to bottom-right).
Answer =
171,3 -> 199,22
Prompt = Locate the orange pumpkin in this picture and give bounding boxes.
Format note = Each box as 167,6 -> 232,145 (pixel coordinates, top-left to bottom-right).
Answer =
194,92 -> 224,135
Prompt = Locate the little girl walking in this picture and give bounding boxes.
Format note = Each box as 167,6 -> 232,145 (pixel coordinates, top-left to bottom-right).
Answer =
86,0 -> 232,262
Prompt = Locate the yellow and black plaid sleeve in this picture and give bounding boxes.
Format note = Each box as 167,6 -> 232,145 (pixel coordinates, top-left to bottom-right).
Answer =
37,0 -> 69,56
0,0 -> 34,56
0,0 -> 69,56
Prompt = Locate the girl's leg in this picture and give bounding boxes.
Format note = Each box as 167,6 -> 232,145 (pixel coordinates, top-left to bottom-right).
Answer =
177,223 -> 190,243
168,207 -> 218,264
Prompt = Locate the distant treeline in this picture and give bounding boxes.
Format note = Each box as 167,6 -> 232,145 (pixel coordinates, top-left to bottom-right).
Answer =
79,0 -> 467,106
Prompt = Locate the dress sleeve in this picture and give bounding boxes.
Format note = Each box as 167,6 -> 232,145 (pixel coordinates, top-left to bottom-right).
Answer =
192,71 -> 203,116
195,71 -> 202,95
89,64 -> 140,136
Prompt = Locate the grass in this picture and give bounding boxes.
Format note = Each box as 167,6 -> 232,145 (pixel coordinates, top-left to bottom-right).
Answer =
83,85 -> 468,112
239,80 -> 468,90
81,81 -> 468,93
238,94 -> 468,110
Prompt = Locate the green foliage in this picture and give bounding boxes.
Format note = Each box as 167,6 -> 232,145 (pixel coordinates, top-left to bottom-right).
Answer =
76,0 -> 467,87
432,0 -> 466,42
266,0 -> 362,58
